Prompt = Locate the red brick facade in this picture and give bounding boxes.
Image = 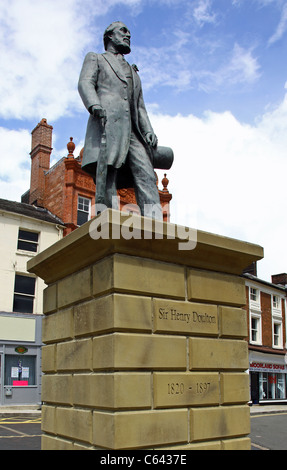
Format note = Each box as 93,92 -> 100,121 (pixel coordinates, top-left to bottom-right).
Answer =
245,282 -> 286,353
25,119 -> 172,236
245,275 -> 287,403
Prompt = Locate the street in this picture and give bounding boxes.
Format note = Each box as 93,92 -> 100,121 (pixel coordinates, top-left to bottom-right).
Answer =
0,412 -> 287,450
250,412 -> 287,450
0,416 -> 41,450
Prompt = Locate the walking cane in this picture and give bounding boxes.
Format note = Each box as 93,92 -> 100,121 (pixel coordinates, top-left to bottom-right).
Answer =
95,116 -> 108,212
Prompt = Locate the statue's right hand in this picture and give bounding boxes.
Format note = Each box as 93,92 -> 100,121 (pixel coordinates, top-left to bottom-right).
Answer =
90,105 -> 107,124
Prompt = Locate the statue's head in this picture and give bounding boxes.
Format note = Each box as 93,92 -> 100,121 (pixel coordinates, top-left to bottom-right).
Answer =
103,21 -> 131,54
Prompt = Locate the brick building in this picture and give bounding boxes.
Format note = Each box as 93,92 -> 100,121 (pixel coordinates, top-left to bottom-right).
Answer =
22,118 -> 172,236
244,267 -> 287,404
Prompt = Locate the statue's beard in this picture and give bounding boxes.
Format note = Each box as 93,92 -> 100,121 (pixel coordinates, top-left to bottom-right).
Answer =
118,43 -> 131,54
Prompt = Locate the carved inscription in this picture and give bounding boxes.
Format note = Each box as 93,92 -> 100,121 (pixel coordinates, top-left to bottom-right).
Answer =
153,373 -> 219,408
167,381 -> 211,395
167,382 -> 185,395
154,300 -> 218,336
159,308 -> 216,324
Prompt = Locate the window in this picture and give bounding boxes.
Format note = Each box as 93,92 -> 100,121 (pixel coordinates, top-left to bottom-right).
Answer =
250,288 -> 258,302
250,314 -> 261,344
259,372 -> 286,400
77,196 -> 91,226
259,372 -> 268,400
273,321 -> 283,348
272,295 -> 282,317
17,229 -> 39,253
13,275 -> 36,313
273,295 -> 280,310
4,355 -> 36,386
277,374 -> 286,399
251,317 -> 260,343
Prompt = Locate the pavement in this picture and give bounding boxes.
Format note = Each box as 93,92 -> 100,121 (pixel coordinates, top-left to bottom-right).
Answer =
249,404 -> 287,415
0,403 -> 287,417
0,405 -> 41,418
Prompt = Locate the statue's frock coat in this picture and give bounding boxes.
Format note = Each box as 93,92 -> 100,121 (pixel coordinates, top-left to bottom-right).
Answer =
78,51 -> 154,183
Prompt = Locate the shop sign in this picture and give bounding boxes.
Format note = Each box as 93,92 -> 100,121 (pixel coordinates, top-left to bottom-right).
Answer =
250,361 -> 287,373
15,346 -> 28,354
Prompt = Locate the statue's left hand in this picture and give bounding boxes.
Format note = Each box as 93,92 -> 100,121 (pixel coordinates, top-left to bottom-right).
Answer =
146,132 -> 158,148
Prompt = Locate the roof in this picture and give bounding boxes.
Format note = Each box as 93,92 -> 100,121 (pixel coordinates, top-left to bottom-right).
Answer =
243,272 -> 286,293
0,198 -> 64,226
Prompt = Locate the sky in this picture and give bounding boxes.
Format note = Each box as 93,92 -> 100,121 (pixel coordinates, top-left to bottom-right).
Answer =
1,0 -> 287,282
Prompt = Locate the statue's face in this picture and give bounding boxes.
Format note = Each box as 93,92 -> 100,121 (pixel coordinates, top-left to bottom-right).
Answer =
110,23 -> 131,54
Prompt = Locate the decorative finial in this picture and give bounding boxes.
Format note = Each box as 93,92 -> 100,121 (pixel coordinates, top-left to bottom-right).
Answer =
67,137 -> 75,157
162,173 -> 169,192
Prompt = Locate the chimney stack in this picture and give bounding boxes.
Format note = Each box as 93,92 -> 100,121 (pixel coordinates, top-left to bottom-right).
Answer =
29,118 -> 53,206
271,273 -> 287,287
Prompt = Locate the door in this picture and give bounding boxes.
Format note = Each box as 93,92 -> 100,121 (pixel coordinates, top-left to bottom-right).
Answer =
251,372 -> 259,404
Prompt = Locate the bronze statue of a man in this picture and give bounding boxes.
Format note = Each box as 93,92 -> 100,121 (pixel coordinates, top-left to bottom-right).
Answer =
78,21 -> 173,219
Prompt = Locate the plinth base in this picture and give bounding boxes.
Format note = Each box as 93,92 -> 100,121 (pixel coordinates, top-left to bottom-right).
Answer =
28,210 -> 263,450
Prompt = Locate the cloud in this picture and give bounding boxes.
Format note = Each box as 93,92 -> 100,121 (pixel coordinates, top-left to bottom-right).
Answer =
268,3 -> 287,44
192,0 -> 217,27
0,127 -> 31,201
0,0 -> 102,121
227,43 -> 261,84
0,0 -> 262,123
0,0 -> 153,122
197,43 -> 261,92
149,89 -> 287,281
133,31 -> 193,91
135,36 -> 260,95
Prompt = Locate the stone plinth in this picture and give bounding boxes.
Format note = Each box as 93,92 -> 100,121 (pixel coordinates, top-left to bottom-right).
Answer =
27,210 -> 263,450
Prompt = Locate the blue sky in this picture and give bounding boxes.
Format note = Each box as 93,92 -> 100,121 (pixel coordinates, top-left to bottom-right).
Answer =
1,0 -> 287,282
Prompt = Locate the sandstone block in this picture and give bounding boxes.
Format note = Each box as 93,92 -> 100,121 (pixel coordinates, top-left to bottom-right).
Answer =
42,344 -> 56,373
93,409 -> 188,449
93,255 -> 185,299
93,333 -> 186,370
57,338 -> 93,371
43,284 -> 57,314
219,306 -> 247,338
187,269 -> 245,306
74,294 -> 152,337
42,374 -> 73,405
57,267 -> 91,308
42,308 -> 73,344
153,372 -> 219,408
153,299 -> 218,336
220,373 -> 250,404
221,437 -> 251,450
190,406 -> 250,442
73,373 -> 152,409
56,407 -> 93,444
189,338 -> 249,370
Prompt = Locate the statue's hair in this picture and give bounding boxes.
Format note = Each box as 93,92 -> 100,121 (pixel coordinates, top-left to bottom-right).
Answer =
103,21 -> 125,50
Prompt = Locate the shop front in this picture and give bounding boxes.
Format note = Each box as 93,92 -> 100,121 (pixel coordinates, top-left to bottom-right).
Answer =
0,313 -> 42,407
249,351 -> 287,404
